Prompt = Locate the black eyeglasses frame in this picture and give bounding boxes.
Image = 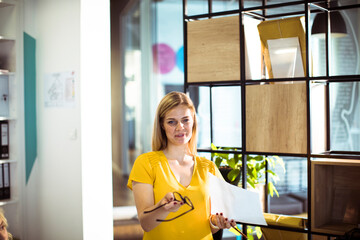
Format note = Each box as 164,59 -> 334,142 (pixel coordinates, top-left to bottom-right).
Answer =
143,191 -> 194,222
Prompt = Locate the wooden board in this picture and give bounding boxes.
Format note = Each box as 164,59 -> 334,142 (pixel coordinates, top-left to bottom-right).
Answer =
246,82 -> 307,154
187,16 -> 241,82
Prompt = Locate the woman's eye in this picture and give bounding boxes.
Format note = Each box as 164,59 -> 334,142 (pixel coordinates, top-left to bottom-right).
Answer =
167,121 -> 176,125
182,118 -> 190,124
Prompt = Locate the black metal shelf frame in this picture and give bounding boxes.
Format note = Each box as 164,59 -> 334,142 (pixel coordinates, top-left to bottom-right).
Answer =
182,0 -> 360,239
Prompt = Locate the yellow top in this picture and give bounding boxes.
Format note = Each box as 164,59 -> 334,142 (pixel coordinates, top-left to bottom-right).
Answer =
127,151 -> 222,240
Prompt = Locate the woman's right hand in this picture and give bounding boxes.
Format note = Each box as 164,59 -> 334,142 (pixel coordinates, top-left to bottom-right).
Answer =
160,192 -> 183,212
133,182 -> 183,232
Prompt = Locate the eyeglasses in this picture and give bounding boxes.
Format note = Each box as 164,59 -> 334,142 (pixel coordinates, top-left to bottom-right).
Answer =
143,192 -> 194,222
231,225 -> 248,239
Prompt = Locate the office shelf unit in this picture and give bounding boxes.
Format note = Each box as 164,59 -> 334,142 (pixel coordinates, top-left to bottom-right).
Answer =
0,0 -> 24,239
183,0 -> 360,239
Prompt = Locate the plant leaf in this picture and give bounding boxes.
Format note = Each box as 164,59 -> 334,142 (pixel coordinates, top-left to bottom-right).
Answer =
227,157 -> 233,168
247,178 -> 255,189
255,227 -> 262,238
275,156 -> 286,172
253,155 -> 264,161
266,169 -> 276,176
268,182 -> 279,197
211,143 -> 217,150
268,181 -> 274,197
215,157 -> 222,168
228,169 -> 240,182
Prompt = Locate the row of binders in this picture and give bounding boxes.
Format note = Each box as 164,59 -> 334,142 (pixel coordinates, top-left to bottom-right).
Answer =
0,121 -> 10,200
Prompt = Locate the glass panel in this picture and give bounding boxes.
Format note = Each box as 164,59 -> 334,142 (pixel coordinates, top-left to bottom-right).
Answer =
330,8 -> 360,76
244,0 -> 303,10
330,82 -> 360,151
212,0 -> 239,13
212,86 -> 241,148
189,86 -> 211,149
186,0 -> 209,16
117,1 -> 141,207
311,6 -> 360,76
114,0 -> 185,207
310,4 -> 327,77
244,0 -> 261,9
154,0 -> 184,86
265,4 -> 305,17
268,157 -> 308,216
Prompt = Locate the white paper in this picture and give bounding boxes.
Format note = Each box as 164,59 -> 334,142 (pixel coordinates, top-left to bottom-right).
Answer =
208,173 -> 267,226
267,37 -> 304,78
44,71 -> 76,108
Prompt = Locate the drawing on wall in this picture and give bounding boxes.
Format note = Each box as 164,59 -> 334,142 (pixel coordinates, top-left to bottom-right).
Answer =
44,71 -> 76,108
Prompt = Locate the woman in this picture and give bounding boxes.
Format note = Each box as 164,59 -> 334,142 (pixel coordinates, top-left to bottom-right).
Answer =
0,208 -> 12,240
127,91 -> 235,239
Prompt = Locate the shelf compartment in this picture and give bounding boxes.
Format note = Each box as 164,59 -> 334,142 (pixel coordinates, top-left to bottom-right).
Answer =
257,16 -> 306,79
187,15 -> 251,83
0,39 -> 15,72
311,159 -> 360,235
246,82 -> 307,154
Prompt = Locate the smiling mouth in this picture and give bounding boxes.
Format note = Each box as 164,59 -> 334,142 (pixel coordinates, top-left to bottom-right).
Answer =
175,133 -> 185,138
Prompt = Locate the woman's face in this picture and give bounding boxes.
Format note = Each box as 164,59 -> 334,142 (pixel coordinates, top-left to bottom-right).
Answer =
0,220 -> 8,240
163,105 -> 194,148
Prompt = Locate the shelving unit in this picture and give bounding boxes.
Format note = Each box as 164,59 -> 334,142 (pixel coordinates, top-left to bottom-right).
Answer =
183,0 -> 360,239
0,0 -> 24,239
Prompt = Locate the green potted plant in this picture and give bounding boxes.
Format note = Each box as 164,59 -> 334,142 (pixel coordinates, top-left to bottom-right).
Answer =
211,144 -> 286,240
211,143 -> 285,197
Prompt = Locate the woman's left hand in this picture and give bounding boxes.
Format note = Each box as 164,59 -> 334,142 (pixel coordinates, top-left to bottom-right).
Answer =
210,213 -> 236,229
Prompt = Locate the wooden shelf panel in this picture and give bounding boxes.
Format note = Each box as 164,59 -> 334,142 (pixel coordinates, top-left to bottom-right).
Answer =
187,15 -> 241,83
246,82 -> 307,154
312,158 -> 360,166
312,222 -> 358,236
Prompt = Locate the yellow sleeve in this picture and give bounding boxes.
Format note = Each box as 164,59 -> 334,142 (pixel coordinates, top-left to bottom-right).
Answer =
127,153 -> 155,190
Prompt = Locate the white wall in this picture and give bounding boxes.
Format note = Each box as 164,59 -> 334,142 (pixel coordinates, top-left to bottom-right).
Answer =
23,0 -> 113,239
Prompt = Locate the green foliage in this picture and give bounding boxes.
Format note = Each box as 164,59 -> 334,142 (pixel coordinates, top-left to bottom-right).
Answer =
246,226 -> 263,240
211,143 -> 285,197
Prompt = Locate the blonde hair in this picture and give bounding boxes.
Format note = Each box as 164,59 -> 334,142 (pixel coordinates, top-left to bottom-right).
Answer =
0,208 -> 12,240
152,91 -> 198,155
